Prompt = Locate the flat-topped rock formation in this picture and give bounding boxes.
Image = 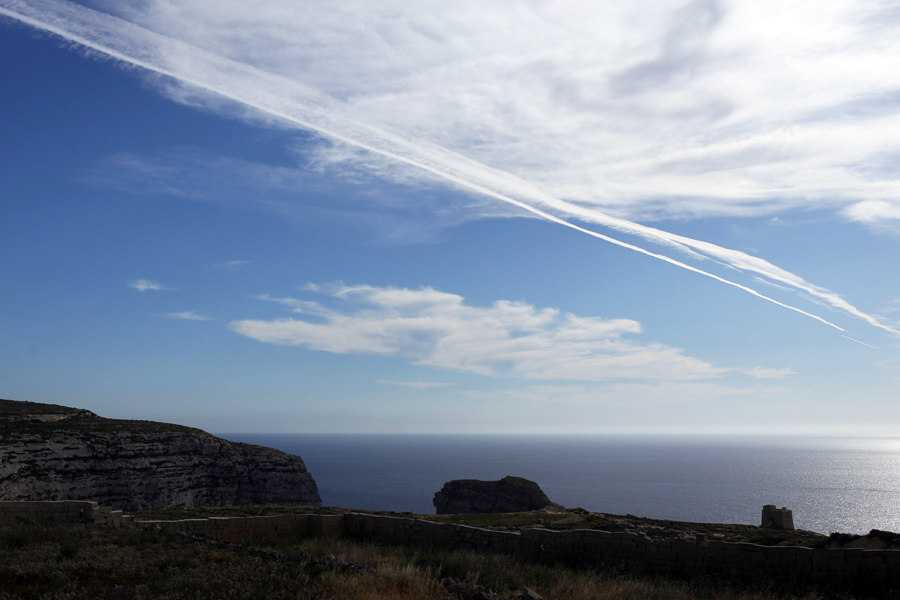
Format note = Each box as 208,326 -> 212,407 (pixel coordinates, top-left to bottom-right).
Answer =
433,476 -> 563,514
0,399 -> 321,512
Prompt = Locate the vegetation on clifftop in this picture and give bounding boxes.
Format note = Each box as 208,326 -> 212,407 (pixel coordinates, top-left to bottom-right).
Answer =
0,521 -> 868,600
0,399 -> 201,436
136,504 -> 828,547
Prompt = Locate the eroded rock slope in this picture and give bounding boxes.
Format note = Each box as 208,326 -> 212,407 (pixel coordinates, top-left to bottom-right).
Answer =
0,399 -> 321,511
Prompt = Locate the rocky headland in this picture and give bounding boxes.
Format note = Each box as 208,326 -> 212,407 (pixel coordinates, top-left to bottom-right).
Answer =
0,399 -> 321,511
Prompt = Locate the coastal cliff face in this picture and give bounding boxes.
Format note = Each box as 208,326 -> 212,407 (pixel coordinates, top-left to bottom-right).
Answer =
0,399 -> 321,512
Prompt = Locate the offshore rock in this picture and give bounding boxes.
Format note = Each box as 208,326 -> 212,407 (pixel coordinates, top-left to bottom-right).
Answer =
0,399 -> 321,512
433,476 -> 562,515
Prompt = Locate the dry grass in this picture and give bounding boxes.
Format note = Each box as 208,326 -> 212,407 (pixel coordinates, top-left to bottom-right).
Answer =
319,565 -> 445,600
0,522 -> 875,600
286,537 -> 862,600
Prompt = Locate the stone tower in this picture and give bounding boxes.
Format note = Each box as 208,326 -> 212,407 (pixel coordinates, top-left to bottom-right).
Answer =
761,505 -> 794,530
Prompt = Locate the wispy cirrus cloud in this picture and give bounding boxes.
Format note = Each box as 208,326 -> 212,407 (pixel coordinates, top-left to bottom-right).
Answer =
60,0 -> 900,222
377,380 -> 456,391
128,278 -> 172,292
164,311 -> 212,321
742,367 -> 795,379
231,283 -> 736,382
87,149 -> 517,242
212,259 -> 252,270
4,0 -> 899,335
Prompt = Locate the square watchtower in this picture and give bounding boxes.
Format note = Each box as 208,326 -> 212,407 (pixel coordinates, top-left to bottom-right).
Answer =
761,505 -> 794,530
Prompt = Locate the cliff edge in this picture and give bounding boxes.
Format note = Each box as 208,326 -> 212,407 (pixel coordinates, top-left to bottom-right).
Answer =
0,399 -> 321,511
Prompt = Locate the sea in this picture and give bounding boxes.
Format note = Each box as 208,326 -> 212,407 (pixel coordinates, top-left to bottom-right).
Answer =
219,434 -> 900,536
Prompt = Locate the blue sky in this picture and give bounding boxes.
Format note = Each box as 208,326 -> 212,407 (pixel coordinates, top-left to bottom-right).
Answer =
2,0 -> 900,434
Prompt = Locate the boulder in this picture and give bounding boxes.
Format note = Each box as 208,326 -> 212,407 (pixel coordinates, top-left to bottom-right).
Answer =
433,476 -> 562,514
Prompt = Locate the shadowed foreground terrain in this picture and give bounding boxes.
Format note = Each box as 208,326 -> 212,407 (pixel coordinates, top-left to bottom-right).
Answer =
0,519 -> 869,600
2,504 -> 894,600
2,397 -> 893,598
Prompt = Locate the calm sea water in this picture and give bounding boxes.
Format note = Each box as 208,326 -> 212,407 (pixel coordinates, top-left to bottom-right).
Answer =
219,434 -> 900,535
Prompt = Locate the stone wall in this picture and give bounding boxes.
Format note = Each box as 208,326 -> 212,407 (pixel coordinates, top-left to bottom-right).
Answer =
343,513 -> 900,592
0,501 -> 345,543
0,500 -> 130,527
131,513 -> 345,543
3,502 -> 898,592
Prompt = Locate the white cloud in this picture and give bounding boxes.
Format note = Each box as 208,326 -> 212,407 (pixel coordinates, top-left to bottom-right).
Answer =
128,278 -> 172,292
230,283 -> 726,382
842,200 -> 900,227
76,0 -> 900,222
164,311 -> 212,321
212,259 -> 252,270
742,366 -> 795,379
4,0 -> 899,335
377,380 -> 455,391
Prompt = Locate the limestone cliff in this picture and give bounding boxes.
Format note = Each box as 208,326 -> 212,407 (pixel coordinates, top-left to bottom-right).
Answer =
0,399 -> 321,512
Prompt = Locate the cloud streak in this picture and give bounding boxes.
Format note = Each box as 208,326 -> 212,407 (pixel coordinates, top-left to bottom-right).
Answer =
128,278 -> 171,292
4,0 -> 898,336
742,367 -> 795,379
214,260 -> 251,269
86,149 -> 517,242
377,380 -> 456,391
164,311 -> 212,321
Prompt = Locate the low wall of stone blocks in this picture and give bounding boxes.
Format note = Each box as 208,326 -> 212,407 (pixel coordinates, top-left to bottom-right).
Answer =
342,513 -> 900,592
0,501 -> 344,543
131,513 -> 345,543
0,500 -> 130,527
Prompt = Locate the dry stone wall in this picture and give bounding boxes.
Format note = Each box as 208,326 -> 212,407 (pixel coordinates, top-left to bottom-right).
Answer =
0,500 -> 130,527
131,513 -> 345,543
0,501 -> 344,543
342,514 -> 900,592
3,502 -> 899,592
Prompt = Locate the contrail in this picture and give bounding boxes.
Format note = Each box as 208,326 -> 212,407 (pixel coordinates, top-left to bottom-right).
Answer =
2,0 -> 895,336
841,335 -> 879,349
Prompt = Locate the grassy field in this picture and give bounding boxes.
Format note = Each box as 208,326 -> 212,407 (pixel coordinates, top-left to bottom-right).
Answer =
0,518 -> 875,600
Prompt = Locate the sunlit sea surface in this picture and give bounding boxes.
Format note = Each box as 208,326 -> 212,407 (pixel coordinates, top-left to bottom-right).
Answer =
220,434 -> 900,535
